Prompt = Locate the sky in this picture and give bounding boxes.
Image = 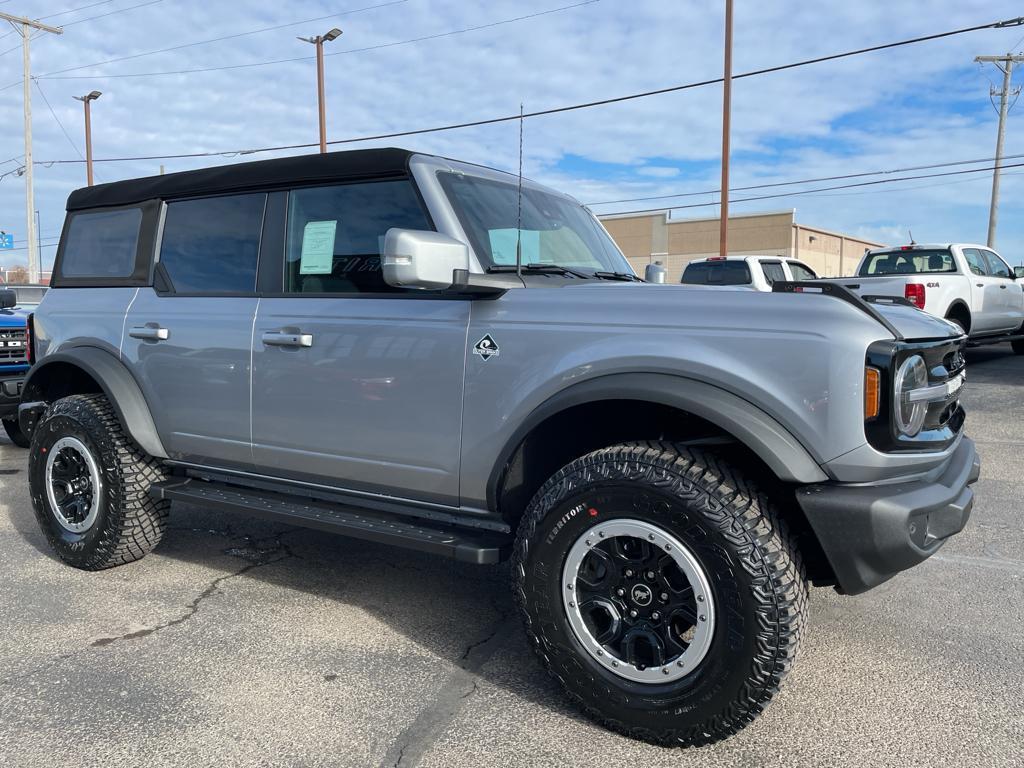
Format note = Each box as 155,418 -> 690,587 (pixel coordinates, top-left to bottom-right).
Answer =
0,0 -> 1022,272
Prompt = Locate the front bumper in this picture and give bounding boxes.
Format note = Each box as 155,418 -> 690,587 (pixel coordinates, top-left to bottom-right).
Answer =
0,375 -> 24,420
796,436 -> 980,595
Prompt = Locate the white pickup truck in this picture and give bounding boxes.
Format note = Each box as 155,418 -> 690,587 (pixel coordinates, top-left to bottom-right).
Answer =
826,243 -> 1024,353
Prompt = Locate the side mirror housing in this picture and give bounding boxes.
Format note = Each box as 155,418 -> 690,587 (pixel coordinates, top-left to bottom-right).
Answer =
0,289 -> 16,309
1014,266 -> 1024,279
382,229 -> 470,291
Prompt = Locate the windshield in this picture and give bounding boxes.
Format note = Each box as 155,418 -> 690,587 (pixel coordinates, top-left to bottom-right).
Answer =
859,249 -> 955,276
438,172 -> 633,274
681,260 -> 752,286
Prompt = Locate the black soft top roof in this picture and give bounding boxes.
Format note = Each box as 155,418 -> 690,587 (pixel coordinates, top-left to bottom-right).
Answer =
66,147 -> 416,211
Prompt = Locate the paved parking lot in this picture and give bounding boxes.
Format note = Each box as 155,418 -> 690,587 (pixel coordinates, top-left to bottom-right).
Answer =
0,347 -> 1021,768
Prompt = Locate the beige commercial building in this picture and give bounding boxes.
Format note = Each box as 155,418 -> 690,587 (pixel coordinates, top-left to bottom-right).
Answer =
600,209 -> 883,281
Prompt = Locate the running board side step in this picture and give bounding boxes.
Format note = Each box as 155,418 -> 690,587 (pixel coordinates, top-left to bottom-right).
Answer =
150,478 -> 510,564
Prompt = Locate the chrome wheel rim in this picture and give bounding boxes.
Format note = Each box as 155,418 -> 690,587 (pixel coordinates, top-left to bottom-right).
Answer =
45,436 -> 102,533
561,518 -> 716,684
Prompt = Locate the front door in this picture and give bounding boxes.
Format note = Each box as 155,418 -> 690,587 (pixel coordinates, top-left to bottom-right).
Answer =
122,192 -> 267,465
961,248 -> 1001,333
250,179 -> 469,505
980,249 -> 1021,332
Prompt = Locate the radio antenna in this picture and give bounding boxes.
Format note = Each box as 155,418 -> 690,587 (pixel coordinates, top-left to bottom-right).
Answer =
516,103 -> 524,279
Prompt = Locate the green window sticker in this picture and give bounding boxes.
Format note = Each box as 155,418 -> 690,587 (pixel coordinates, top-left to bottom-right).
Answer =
299,220 -> 338,274
488,228 -> 539,265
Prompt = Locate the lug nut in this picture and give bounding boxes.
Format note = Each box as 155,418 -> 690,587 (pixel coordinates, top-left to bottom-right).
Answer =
645,570 -> 655,580
660,592 -> 669,602
629,609 -> 638,618
585,539 -> 592,547
651,611 -> 661,620
665,544 -> 673,551
677,660 -> 684,668
612,661 -> 619,667
616,588 -> 625,597
697,594 -> 705,602
567,583 -> 573,591
699,615 -> 706,622
662,668 -> 670,675
648,533 -> 655,541
568,601 -> 575,608
624,569 -> 634,578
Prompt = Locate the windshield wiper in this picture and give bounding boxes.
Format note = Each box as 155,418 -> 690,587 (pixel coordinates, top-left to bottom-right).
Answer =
593,270 -> 643,282
487,264 -> 592,279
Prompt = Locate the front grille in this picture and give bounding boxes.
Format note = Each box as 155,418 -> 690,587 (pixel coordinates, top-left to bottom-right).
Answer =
0,328 -> 27,364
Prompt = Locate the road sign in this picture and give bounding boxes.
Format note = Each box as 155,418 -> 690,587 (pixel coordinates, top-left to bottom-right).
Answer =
0,233 -> 12,250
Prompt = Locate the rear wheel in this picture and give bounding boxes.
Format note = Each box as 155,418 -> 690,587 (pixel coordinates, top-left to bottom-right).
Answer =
1013,324 -> 1024,355
29,394 -> 170,570
513,442 -> 807,746
3,417 -> 29,448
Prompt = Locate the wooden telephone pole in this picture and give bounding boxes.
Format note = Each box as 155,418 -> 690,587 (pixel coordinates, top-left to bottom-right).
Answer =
976,53 -> 1023,248
719,0 -> 734,258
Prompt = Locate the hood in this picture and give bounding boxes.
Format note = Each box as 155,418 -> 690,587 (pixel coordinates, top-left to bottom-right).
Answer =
0,308 -> 28,327
868,301 -> 961,342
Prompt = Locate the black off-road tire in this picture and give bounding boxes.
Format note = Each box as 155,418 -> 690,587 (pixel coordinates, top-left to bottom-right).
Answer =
1012,335 -> 1024,355
3,417 -> 29,448
513,442 -> 807,747
29,394 -> 170,570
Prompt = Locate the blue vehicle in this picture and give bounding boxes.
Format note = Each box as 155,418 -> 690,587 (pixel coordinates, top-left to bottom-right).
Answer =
0,287 -> 31,446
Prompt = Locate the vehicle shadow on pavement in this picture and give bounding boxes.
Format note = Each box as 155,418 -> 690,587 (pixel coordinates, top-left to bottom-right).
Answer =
10,492 -> 589,732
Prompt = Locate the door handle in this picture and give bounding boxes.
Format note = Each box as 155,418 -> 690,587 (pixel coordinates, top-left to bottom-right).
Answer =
129,326 -> 169,341
262,331 -> 313,348
976,283 -> 984,288
999,284 -> 1007,289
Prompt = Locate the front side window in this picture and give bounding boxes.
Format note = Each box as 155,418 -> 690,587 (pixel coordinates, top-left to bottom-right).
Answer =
159,194 -> 266,293
60,207 -> 141,279
285,179 -> 430,294
789,262 -> 818,281
982,250 -> 1011,278
681,260 -> 752,286
437,172 -> 631,273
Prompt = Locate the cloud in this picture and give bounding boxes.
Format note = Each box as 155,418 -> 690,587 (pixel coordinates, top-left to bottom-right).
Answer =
0,0 -> 1021,269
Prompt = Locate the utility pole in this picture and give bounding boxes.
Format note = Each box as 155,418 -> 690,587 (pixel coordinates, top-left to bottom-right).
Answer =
0,12 -> 62,285
976,53 -> 1023,248
298,28 -> 342,154
74,91 -> 102,186
719,0 -> 733,258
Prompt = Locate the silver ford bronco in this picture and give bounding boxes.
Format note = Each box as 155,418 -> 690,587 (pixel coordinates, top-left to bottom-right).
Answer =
19,148 -> 979,746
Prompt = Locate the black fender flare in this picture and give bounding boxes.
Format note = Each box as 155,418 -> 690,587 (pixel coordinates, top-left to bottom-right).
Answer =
21,347 -> 167,458
943,300 -> 971,329
485,372 -> 830,509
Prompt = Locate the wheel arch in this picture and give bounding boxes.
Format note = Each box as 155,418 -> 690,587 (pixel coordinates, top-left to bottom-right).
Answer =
22,347 -> 167,459
944,300 -> 971,332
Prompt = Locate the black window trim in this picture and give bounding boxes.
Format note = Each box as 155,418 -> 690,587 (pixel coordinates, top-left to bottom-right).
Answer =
51,199 -> 162,289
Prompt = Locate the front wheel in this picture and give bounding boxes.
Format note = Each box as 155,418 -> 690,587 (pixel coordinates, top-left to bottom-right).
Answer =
3,417 -> 29,448
513,442 -> 807,746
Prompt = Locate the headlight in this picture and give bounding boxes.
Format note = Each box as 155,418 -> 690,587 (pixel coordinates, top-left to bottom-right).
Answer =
894,354 -> 928,437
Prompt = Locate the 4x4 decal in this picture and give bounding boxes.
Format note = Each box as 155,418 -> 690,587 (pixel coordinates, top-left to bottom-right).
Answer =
472,334 -> 499,361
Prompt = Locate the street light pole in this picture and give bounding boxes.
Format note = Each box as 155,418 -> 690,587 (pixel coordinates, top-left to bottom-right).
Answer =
298,28 -> 343,154
719,0 -> 734,259
0,11 -> 63,284
74,91 -> 102,186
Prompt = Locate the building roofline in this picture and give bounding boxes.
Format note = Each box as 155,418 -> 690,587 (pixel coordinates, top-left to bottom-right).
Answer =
598,208 -> 796,223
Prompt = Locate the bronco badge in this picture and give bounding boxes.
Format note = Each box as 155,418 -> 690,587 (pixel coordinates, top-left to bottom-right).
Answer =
473,334 -> 500,361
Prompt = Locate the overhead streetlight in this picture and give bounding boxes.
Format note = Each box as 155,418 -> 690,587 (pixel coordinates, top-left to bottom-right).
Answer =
73,90 -> 102,187
298,28 -> 343,154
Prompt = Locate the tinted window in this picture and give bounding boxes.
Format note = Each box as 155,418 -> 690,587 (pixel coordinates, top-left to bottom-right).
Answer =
962,249 -> 989,277
789,262 -> 818,281
61,208 -> 141,278
285,180 -> 430,294
760,261 -> 786,285
159,194 -> 265,294
681,260 -> 752,286
859,249 -> 956,276
982,250 -> 1011,278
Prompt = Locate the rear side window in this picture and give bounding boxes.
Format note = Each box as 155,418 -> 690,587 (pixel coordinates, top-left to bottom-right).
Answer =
681,261 -> 752,286
760,261 -> 786,284
284,179 -> 430,294
158,194 -> 266,294
60,208 -> 142,279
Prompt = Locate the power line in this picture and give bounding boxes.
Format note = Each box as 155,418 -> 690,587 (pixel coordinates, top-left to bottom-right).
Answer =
37,0 -> 410,77
601,160 -> 1024,216
61,0 -> 163,28
585,152 -> 1024,206
33,79 -> 86,161
32,14 -> 1024,161
38,0 -> 117,22
36,0 -> 598,81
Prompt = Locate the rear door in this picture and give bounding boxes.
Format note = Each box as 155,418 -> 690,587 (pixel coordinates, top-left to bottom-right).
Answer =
250,178 -> 469,506
980,249 -> 1022,331
758,260 -> 787,289
122,192 -> 267,465
961,248 -> 1001,332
